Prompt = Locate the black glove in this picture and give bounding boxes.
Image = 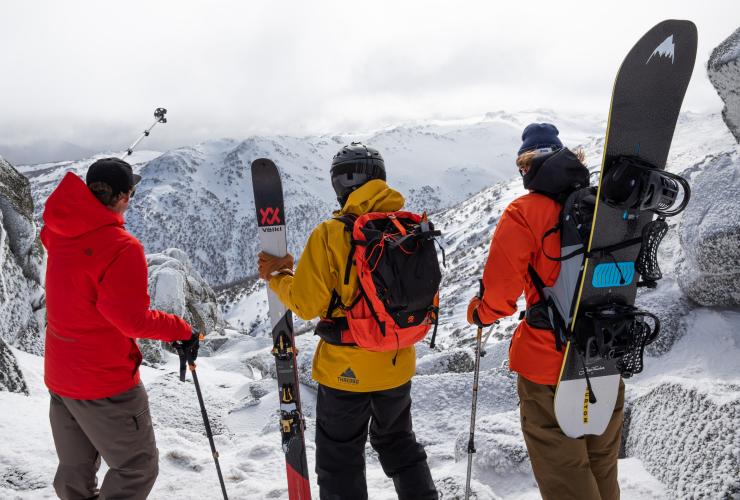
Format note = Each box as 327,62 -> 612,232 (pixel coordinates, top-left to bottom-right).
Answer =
173,330 -> 201,381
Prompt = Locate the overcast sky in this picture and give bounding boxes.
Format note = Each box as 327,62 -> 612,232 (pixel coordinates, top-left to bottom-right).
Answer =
1,1 -> 738,163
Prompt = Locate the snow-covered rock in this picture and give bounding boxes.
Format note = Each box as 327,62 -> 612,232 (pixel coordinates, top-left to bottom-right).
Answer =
676,152 -> 740,307
0,156 -> 44,357
0,339 -> 28,395
624,308 -> 740,499
637,283 -> 694,357
140,248 -> 228,365
708,27 -> 740,143
416,348 -> 475,375
454,411 -> 530,475
626,382 -> 740,498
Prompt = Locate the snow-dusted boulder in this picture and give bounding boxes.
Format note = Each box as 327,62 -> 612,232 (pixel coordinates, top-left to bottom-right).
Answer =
0,156 -> 44,359
708,27 -> 740,143
625,382 -> 739,498
454,411 -> 530,474
676,152 -> 740,307
637,284 -> 694,357
139,248 -> 228,364
624,309 -> 740,498
0,339 -> 28,395
416,348 -> 475,375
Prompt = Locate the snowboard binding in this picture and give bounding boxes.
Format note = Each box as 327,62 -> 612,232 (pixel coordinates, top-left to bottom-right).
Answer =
600,155 -> 691,218
574,304 -> 660,378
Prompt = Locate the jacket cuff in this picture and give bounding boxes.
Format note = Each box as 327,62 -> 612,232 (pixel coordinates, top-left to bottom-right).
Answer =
472,308 -> 493,329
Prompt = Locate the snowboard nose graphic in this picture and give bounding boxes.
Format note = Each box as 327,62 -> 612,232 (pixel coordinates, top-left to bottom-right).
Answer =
260,207 -> 282,225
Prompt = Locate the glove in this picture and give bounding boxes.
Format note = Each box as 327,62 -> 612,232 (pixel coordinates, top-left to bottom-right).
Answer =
173,330 -> 201,381
258,251 -> 294,280
467,296 -> 493,329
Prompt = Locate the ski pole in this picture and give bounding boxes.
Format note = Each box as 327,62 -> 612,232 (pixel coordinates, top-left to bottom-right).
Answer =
465,281 -> 485,500
176,337 -> 229,500
120,107 -> 167,159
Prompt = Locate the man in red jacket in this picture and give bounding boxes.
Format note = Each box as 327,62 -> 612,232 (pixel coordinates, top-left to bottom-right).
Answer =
42,157 -> 197,499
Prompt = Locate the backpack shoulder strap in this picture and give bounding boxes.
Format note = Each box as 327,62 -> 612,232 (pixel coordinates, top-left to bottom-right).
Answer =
528,264 -> 547,303
332,214 -> 358,286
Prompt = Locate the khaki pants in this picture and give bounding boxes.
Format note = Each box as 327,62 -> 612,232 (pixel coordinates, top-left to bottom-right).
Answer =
49,383 -> 159,500
518,375 -> 624,500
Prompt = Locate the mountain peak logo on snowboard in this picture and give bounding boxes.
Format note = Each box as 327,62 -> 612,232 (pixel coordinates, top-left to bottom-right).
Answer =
646,35 -> 675,64
338,367 -> 359,385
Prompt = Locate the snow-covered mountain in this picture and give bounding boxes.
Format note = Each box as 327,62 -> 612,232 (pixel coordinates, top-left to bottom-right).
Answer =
17,110 -> 603,287
3,108 -> 739,499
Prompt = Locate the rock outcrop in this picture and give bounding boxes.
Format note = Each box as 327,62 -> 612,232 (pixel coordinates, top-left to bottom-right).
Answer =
0,156 -> 45,394
708,27 -> 740,143
0,339 -> 28,395
139,248 -> 229,364
625,382 -> 740,498
676,152 -> 740,307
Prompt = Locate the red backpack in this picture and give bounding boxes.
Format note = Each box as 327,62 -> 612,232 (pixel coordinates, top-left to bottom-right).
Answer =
316,211 -> 443,357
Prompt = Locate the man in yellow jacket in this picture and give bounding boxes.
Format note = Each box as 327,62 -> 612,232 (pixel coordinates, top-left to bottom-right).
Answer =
259,143 -> 437,500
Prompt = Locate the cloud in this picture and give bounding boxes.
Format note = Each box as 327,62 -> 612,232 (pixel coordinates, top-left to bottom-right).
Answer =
0,0 -> 736,163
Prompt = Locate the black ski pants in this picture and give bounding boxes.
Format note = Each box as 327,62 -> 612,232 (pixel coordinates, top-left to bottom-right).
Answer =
315,381 -> 438,500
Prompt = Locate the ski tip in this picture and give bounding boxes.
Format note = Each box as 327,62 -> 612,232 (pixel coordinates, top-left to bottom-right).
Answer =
250,158 -> 278,173
250,158 -> 282,187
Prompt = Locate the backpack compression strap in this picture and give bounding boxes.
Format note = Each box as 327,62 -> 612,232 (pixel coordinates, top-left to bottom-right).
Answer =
527,264 -> 566,351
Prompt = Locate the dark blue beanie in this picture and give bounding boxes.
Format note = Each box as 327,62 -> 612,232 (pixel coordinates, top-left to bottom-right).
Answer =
518,123 -> 563,156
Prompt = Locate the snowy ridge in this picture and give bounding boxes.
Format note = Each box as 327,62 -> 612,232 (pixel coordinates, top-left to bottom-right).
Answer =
19,111 -> 603,287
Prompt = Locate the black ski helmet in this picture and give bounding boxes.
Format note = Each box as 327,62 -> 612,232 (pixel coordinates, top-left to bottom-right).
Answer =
330,142 -> 386,206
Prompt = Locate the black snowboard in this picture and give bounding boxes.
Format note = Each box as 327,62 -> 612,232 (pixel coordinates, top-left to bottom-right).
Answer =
251,159 -> 312,499
555,20 -> 697,438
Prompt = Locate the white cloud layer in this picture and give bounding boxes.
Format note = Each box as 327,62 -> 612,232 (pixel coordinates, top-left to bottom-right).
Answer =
0,0 -> 737,162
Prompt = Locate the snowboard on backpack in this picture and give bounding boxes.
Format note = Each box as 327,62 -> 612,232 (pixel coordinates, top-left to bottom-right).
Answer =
250,159 -> 312,499
553,20 -> 697,438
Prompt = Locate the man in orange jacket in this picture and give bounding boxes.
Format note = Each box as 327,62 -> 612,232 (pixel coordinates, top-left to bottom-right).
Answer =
467,124 -> 624,500
42,158 -> 198,499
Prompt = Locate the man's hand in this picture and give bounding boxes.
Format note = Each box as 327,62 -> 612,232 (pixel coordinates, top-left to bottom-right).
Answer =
467,296 -> 493,329
173,330 -> 201,381
258,251 -> 294,280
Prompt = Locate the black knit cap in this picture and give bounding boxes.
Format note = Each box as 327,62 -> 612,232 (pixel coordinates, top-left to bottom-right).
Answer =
86,158 -> 141,197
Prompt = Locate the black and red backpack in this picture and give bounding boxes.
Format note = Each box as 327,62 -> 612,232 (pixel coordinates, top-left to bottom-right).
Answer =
316,211 -> 443,356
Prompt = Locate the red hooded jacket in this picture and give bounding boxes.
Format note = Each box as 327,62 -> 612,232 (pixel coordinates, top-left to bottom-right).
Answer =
477,192 -> 564,385
41,172 -> 191,399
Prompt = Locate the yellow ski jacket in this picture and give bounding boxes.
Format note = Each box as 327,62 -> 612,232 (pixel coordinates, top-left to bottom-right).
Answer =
269,179 -> 416,392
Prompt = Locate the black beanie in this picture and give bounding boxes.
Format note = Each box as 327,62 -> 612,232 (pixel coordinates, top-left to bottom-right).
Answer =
518,123 -> 564,156
86,158 -> 141,197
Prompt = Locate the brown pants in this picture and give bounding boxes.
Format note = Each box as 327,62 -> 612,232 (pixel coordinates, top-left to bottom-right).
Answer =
518,375 -> 624,500
49,383 -> 159,500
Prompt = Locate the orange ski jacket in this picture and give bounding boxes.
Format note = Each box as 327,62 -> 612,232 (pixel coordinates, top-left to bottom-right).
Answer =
476,192 -> 564,385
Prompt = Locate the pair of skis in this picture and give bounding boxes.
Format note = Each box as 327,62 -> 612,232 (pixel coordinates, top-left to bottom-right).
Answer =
251,160 -> 312,500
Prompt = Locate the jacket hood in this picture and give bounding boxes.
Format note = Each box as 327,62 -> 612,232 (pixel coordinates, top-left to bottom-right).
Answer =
522,147 -> 590,201
43,172 -> 124,238
337,179 -> 404,216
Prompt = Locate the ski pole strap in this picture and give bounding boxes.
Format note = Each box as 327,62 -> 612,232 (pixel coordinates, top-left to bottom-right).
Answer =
526,265 -> 565,351
429,307 -> 439,349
